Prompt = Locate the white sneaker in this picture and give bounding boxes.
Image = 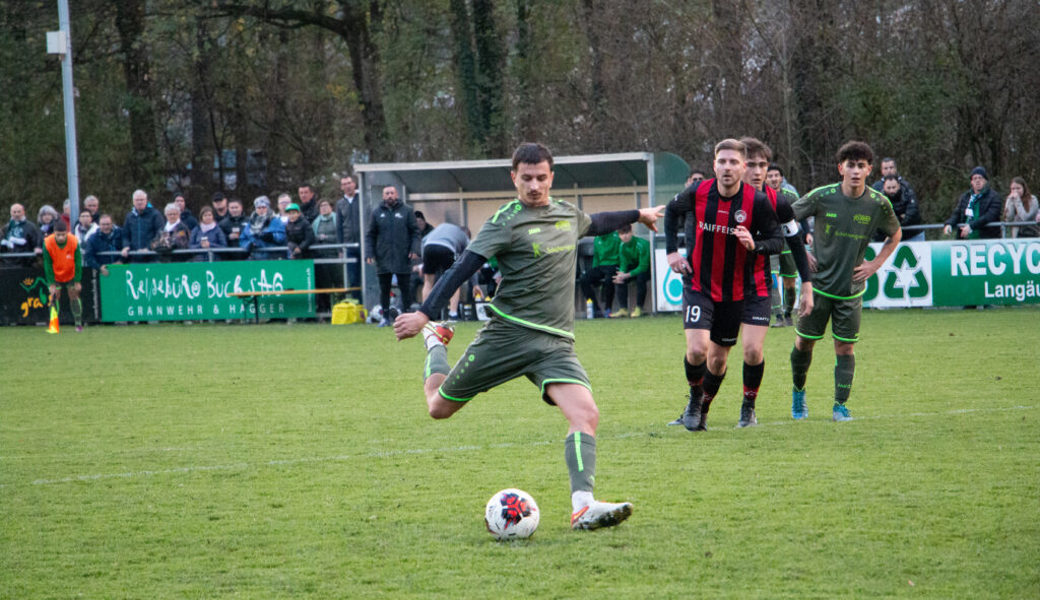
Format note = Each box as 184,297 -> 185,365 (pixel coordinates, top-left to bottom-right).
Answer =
570,500 -> 633,530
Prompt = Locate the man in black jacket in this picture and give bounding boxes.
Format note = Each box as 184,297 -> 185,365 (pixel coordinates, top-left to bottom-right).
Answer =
218,198 -> 249,259
875,174 -> 923,241
944,166 -> 1002,239
365,185 -> 420,325
335,175 -> 362,293
121,189 -> 165,262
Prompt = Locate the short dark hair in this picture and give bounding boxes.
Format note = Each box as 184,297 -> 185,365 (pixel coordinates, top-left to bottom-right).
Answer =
836,141 -> 874,165
228,198 -> 243,206
882,174 -> 899,183
617,223 -> 633,234
300,184 -> 317,194
512,142 -> 554,170
689,169 -> 706,178
767,163 -> 784,177
739,137 -> 772,162
54,220 -> 68,232
714,138 -> 747,158
881,157 -> 896,165
414,210 -> 426,220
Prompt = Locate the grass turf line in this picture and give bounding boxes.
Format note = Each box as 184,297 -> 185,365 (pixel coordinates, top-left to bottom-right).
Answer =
1,307 -> 1038,598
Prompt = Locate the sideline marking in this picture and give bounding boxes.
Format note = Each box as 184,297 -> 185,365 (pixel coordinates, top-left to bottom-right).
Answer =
3,405 -> 1033,489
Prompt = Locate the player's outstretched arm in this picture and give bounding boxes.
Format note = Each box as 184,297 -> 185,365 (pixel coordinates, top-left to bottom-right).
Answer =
637,205 -> 665,232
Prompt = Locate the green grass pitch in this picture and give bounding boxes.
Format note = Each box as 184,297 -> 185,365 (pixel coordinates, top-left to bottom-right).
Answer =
2,307 -> 1038,598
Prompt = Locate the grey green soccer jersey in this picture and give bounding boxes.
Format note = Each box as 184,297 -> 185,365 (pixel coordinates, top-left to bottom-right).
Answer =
792,184 -> 899,299
467,197 -> 592,338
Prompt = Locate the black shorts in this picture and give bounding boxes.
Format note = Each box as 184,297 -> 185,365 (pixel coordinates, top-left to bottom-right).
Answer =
682,287 -> 743,347
741,293 -> 771,326
422,244 -> 456,277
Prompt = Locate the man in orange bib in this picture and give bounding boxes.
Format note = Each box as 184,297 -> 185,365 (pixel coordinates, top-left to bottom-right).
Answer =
43,220 -> 84,332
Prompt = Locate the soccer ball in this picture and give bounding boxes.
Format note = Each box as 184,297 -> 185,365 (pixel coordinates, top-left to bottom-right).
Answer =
484,488 -> 539,540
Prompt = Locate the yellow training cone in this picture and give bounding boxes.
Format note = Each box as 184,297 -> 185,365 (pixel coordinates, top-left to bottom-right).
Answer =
47,305 -> 59,334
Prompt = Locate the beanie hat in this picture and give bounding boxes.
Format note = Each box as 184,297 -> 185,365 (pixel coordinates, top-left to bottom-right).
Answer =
970,166 -> 988,180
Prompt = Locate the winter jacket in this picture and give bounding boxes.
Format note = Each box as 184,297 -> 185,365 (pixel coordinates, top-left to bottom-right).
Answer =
84,226 -> 125,269
152,221 -> 192,262
1002,194 -> 1039,238
945,186 -> 1003,239
312,213 -> 339,258
218,214 -> 249,246
873,188 -> 922,241
365,200 -> 420,274
1,218 -> 42,266
335,194 -> 361,245
123,205 -> 166,250
285,216 -> 315,259
190,225 -> 228,261
239,213 -> 287,260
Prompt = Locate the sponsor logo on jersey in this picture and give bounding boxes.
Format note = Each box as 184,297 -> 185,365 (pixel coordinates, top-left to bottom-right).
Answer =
853,214 -> 872,225
699,221 -> 738,235
734,210 -> 747,224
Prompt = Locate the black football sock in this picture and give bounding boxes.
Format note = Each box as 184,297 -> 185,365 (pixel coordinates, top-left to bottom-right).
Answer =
684,356 -> 706,401
835,354 -> 855,405
743,360 -> 764,408
791,345 -> 813,391
701,368 -> 725,414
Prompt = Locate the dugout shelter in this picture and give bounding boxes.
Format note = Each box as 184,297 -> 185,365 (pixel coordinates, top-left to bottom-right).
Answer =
354,151 -> 689,316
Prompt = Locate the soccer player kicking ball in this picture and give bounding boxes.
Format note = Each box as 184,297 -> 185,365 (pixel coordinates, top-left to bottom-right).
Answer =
394,142 -> 663,530
789,141 -> 901,421
663,139 -> 784,431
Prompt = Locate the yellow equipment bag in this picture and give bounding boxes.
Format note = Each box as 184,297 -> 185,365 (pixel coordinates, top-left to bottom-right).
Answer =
331,301 -> 367,325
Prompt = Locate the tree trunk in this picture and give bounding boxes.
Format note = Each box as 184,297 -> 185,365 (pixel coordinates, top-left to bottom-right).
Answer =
114,0 -> 159,188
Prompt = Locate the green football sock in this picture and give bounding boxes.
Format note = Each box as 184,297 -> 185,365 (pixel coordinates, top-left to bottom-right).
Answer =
835,354 -> 855,405
564,432 -> 596,494
791,345 -> 813,391
423,345 -> 450,382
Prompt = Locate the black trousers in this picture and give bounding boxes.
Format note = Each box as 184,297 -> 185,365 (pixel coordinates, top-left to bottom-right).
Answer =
615,271 -> 651,309
378,271 -> 412,317
580,265 -> 618,312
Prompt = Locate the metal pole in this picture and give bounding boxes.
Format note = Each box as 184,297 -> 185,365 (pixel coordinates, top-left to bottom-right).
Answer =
56,0 -> 81,221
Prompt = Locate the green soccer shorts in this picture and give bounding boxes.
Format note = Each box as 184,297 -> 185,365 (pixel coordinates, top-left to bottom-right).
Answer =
794,290 -> 862,343
438,319 -> 591,405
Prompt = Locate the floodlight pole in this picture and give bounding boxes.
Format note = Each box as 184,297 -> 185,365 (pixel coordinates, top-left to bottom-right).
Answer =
47,0 -> 81,220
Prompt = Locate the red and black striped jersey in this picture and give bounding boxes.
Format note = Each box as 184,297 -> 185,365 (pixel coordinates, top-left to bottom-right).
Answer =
664,179 -> 783,302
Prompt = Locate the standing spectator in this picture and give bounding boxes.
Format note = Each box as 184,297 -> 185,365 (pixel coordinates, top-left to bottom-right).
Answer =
218,198 -> 248,257
365,185 -> 420,325
72,209 -> 98,243
411,210 -> 434,305
313,199 -> 342,314
151,203 -> 191,262
871,157 -> 918,207
944,167 -> 1002,239
876,174 -> 923,242
189,206 -> 228,261
37,204 -> 60,238
1002,176 -> 1039,238
83,195 -> 100,223
297,184 -> 321,223
83,214 -> 124,274
276,193 -> 292,223
2,203 -> 43,266
421,222 -> 470,320
211,192 -> 230,221
686,169 -> 706,187
335,175 -> 363,296
121,189 -> 165,261
415,210 -> 435,238
579,230 -> 620,318
174,194 -> 199,231
611,223 -> 651,318
284,203 -> 315,259
60,199 -> 72,229
43,221 -> 84,332
239,196 -> 286,260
